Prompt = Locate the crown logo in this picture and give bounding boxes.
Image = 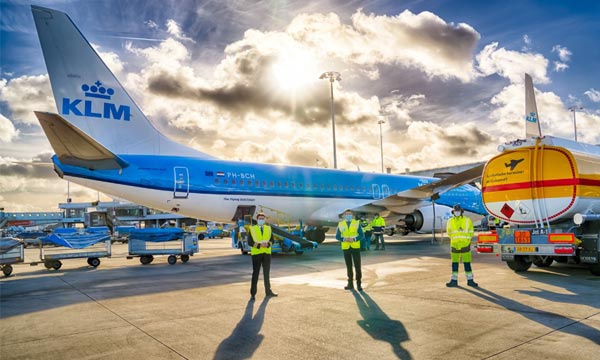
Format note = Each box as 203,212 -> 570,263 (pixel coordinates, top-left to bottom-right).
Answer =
81,81 -> 114,100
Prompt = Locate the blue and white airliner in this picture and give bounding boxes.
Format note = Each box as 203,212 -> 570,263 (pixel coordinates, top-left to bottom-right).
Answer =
31,6 -> 485,243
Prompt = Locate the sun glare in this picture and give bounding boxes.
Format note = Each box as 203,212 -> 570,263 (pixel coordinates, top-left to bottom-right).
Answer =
271,51 -> 318,91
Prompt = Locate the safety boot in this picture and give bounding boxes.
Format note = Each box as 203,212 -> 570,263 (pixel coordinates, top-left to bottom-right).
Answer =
344,281 -> 354,290
467,279 -> 479,287
357,280 -> 363,292
446,279 -> 458,287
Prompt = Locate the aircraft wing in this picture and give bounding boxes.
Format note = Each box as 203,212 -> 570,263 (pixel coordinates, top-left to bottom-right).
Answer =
366,164 -> 485,213
35,111 -> 128,170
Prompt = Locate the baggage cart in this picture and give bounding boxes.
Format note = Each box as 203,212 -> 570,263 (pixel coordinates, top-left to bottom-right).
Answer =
128,233 -> 198,265
37,237 -> 111,270
0,238 -> 25,276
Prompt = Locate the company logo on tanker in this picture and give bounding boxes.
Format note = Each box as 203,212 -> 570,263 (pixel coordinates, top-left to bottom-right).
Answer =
504,158 -> 524,171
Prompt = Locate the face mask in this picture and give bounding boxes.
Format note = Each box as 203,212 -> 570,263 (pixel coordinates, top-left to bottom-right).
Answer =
345,215 -> 353,221
257,219 -> 265,226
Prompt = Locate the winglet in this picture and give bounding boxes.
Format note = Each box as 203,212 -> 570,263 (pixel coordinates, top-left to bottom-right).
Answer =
525,73 -> 542,138
34,111 -> 128,170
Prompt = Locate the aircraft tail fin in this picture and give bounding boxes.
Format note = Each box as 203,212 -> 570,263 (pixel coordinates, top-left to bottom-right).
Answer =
31,6 -> 213,158
35,111 -> 128,170
524,73 -> 542,138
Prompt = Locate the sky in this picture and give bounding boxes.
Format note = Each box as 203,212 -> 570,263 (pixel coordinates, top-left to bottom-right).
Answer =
1,0 -> 599,212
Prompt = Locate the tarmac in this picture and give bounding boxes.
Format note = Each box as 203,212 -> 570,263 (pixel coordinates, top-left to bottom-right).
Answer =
1,235 -> 599,359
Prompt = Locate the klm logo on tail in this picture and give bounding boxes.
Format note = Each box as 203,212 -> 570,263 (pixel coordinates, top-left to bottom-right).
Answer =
525,111 -> 537,123
61,81 -> 131,121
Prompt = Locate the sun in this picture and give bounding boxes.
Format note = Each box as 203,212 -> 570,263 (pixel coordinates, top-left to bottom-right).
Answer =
271,50 -> 319,91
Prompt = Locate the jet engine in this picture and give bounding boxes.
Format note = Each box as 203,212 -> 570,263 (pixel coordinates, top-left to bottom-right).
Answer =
402,204 -> 452,233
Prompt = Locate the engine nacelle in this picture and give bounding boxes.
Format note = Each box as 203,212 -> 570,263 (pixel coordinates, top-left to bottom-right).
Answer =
403,205 -> 452,233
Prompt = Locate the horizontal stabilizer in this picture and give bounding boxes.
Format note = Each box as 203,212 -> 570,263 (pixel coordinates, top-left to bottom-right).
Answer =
34,111 -> 128,170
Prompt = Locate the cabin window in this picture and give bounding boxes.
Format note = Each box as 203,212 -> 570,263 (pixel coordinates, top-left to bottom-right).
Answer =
327,184 -> 331,190
320,184 -> 324,190
333,184 -> 338,190
277,181 -> 281,187
224,179 -> 228,184
351,186 -> 354,191
262,181 -> 267,187
270,181 -> 274,187
232,179 -> 236,185
291,182 -> 295,188
247,180 -> 252,186
284,182 -> 288,188
214,178 -> 219,184
239,180 -> 244,186
299,182 -> 303,188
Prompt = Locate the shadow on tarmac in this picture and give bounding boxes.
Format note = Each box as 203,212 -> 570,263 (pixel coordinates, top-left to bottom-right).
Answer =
213,297 -> 270,360
352,291 -> 412,360
463,286 -> 600,345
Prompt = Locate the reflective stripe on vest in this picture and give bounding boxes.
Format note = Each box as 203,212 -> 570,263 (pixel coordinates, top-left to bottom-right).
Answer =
447,216 -> 473,249
338,220 -> 360,250
250,225 -> 272,255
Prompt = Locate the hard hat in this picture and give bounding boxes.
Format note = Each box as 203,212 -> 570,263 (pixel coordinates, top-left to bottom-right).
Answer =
256,212 -> 266,219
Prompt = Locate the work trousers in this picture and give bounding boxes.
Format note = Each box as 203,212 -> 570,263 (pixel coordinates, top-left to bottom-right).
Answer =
373,233 -> 385,249
250,253 -> 272,296
451,247 -> 473,280
343,248 -> 362,282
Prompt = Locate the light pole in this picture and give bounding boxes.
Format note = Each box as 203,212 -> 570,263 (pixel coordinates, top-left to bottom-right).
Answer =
377,118 -> 385,173
568,106 -> 583,142
319,71 -> 341,169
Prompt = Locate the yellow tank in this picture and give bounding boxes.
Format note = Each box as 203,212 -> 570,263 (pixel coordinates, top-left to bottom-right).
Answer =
482,137 -> 600,225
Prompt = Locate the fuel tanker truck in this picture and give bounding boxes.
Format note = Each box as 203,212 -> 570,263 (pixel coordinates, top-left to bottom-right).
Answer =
477,74 -> 600,276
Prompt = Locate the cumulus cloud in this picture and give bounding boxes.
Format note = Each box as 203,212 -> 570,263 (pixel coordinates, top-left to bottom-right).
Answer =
0,75 -> 55,125
476,42 -> 549,84
552,45 -> 571,62
584,88 -> 600,102
0,113 -> 19,142
166,19 -> 196,43
553,61 -> 568,72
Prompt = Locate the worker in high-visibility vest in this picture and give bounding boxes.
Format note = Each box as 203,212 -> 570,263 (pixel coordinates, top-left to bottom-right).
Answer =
336,209 -> 365,291
248,212 -> 278,300
446,204 -> 478,287
371,213 -> 386,250
360,216 -> 372,251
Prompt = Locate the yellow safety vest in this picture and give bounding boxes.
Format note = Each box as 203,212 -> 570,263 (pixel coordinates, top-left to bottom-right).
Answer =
338,220 -> 361,250
446,216 -> 473,250
249,225 -> 272,255
371,216 -> 385,234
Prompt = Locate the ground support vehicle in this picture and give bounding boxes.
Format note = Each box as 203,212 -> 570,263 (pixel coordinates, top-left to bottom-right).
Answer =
36,237 -> 111,270
0,238 -> 24,276
127,232 -> 198,265
478,216 -> 600,276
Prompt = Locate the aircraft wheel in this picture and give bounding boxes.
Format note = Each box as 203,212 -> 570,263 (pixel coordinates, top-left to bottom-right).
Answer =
181,254 -> 190,263
168,255 -> 177,265
506,256 -> 531,272
2,265 -> 13,277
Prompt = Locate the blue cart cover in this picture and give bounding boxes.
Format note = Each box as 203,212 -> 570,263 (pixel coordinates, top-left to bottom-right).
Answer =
0,237 -> 22,255
128,228 -> 183,242
42,233 -> 110,249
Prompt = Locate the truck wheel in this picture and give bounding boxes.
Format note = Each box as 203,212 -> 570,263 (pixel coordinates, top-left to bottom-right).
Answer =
590,264 -> 600,276
181,254 -> 190,263
2,265 -> 13,277
198,234 -> 205,240
44,261 -> 53,269
506,256 -> 532,272
89,258 -> 101,267
532,256 -> 553,268
168,255 -> 177,265
140,255 -> 152,265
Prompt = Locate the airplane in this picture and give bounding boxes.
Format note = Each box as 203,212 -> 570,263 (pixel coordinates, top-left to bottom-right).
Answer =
30,5 -> 486,243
